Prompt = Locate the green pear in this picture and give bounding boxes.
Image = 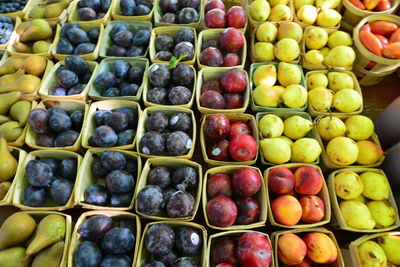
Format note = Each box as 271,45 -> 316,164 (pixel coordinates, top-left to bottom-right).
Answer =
32,40 -> 51,54
0,247 -> 31,267
0,121 -> 23,142
270,0 -> 289,6
345,115 -> 374,140
277,22 -> 303,42
360,172 -> 390,200
29,7 -> 45,19
258,114 -> 284,138
278,62 -> 301,87
305,50 -> 324,65
308,87 -> 333,112
326,136 -> 359,165
10,101 -> 31,126
0,137 -> 18,182
297,5 -> 318,25
250,0 -> 271,22
260,138 -> 291,164
274,38 -> 300,62
340,201 -> 376,230
256,22 -> 278,42
307,72 -> 328,89
0,115 -> 11,125
44,0 -> 69,18
291,137 -> 321,162
327,31 -> 353,48
316,0 -> 340,8
358,241 -> 387,266
316,9 -> 341,27
367,200 -> 396,228
334,171 -> 363,200
269,4 -> 292,22
377,235 -> 400,265
0,91 -> 21,115
282,84 -> 307,108
32,241 -> 65,267
283,115 -> 313,140
316,116 -> 346,141
0,181 -> 11,199
327,72 -> 354,91
20,19 -> 52,42
254,42 -> 275,61
294,0 -> 315,10
332,89 -> 362,113
253,85 -> 281,107
324,45 -> 356,67
305,27 -> 328,50
0,212 -> 37,249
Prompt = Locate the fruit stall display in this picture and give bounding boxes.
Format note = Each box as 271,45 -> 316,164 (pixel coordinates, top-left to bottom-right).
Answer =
0,0 -> 399,266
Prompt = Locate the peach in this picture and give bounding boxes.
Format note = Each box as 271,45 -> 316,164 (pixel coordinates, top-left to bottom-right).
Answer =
268,167 -> 295,195
303,233 -> 338,264
294,166 -> 323,195
278,233 -> 307,265
300,195 -> 325,223
271,195 -> 302,226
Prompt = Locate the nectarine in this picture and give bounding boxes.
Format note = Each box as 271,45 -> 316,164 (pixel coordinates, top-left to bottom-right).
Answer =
294,166 -> 323,195
278,233 -> 307,265
303,233 -> 338,264
268,167 -> 295,195
300,195 -> 325,223
271,195 -> 302,226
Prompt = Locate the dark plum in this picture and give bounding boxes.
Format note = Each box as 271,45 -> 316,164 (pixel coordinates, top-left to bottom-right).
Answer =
133,30 -> 150,46
37,134 -> 55,147
167,131 -> 192,156
173,42 -> 194,61
60,158 -> 78,179
148,64 -> 171,87
50,178 -> 73,205
163,187 -> 178,203
176,28 -> 194,43
155,251 -> 178,266
137,185 -> 165,215
29,108 -> 50,134
78,214 -> 114,241
179,0 -> 200,9
22,185 -> 46,207
120,0 -> 136,15
80,73 -> 92,83
155,51 -> 173,61
67,27 -> 90,45
113,30 -> 133,47
102,87 -> 120,97
78,0 -> 100,10
234,197 -> 260,225
48,107 -> 67,116
60,23 -> 79,38
139,131 -> 166,155
39,158 -> 60,175
68,83 -> 86,95
101,227 -> 135,254
202,38 -> 220,50
137,0 -> 153,8
100,0 -> 111,11
77,7 -> 97,21
160,0 -> 178,13
175,227 -> 201,255
178,8 -> 199,24
26,160 -> 54,187
106,170 -> 135,193
147,112 -> 168,132
172,165 -> 197,191
75,43 -> 96,55
70,110 -> 84,130
57,38 -> 74,54
117,129 -> 135,146
84,184 -> 110,206
117,108 -> 136,128
120,83 -> 139,96
87,28 -> 100,43
144,223 -> 175,256
169,113 -> 191,132
126,45 -> 145,57
100,150 -> 126,171
105,111 -> 129,132
49,85 -> 66,96
49,112 -> 72,133
65,55 -> 89,74
172,64 -> 194,86
136,4 -> 151,15
120,218 -> 136,233
94,71 -> 116,90
89,136 -> 97,146
110,192 -> 133,207
100,255 -> 131,267
111,24 -> 129,39
145,261 -> 166,267
92,158 -> 108,178
168,86 -> 192,105
94,110 -> 112,126
147,87 -> 168,105
160,13 -> 177,24
148,166 -> 171,188
114,60 -> 130,79
54,130 -> 79,147
173,257 -> 198,267
92,125 -> 118,147
74,241 -> 102,267
156,34 -> 174,52
128,66 -> 144,84
106,45 -> 127,56
200,47 -> 223,67
167,190 -> 195,218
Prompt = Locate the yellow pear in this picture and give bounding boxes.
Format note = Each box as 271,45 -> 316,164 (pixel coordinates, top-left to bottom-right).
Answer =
29,7 -> 45,18
0,91 -> 21,115
20,19 -> 53,42
340,201 -> 376,230
278,62 -> 301,87
377,235 -> 400,265
0,137 -> 18,182
319,47 -> 330,57
269,4 -> 292,21
316,116 -> 346,141
249,0 -> 271,22
305,27 -> 329,50
253,64 -> 276,87
316,0 -> 340,8
354,194 -> 367,203
294,0 -> 315,10
327,31 -> 353,48
0,212 -> 37,249
305,50 -> 324,65
0,247 -> 31,267
325,45 -> 356,67
356,140 -> 383,165
282,84 -> 307,108
44,0 -> 69,18
258,114 -> 284,138
360,172 -> 390,200
0,69 -> 25,86
0,74 -> 42,94
332,89 -> 362,113
10,100 -> 31,126
256,22 -> 278,42
316,9 -> 341,27
283,115 -> 313,140
327,72 -> 354,91
279,136 -> 293,146
13,41 -> 32,53
326,136 -> 359,166
260,138 -> 291,164
270,0 -> 289,6
291,138 -> 321,163
308,87 -> 333,112
0,121 -> 23,142
277,22 -> 303,42
358,241 -> 387,267
253,85 -> 280,107
254,42 -> 275,61
274,38 -> 300,62
297,5 -> 318,25
307,72 -> 328,89
334,171 -> 364,200
16,22 -> 30,35
0,57 -> 25,75
32,241 -> 65,267
367,200 -> 396,228
345,115 -> 374,141
0,115 -> 11,124
0,181 -> 11,199
23,55 -> 47,76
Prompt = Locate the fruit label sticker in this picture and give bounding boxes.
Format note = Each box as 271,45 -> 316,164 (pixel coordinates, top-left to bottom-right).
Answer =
191,232 -> 200,246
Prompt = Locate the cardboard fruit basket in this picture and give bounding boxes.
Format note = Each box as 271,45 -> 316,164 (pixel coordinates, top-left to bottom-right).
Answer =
200,113 -> 259,166
256,111 -> 320,166
153,0 -> 204,28
305,70 -> 363,116
0,0 -> 36,18
74,148 -> 142,210
249,62 -> 307,112
137,221 -> 207,267
68,0 -> 115,25
24,0 -> 72,26
352,63 -> 396,86
196,67 -> 250,114
149,26 -> 197,65
136,106 -> 196,159
88,57 -> 149,102
99,20 -> 152,58
314,116 -> 385,169
197,28 -> 247,70
0,16 -> 21,51
143,63 -> 196,109
202,165 -> 267,230
293,2 -> 342,30
52,22 -> 104,61
264,163 -> 331,229
25,99 -> 89,151
0,147 -> 27,206
39,60 -> 99,101
207,230 -> 274,267
111,0 -> 154,21
271,227 -> 345,267
68,210 -> 141,267
134,158 -> 202,221
12,149 -> 82,211
328,168 -> 400,232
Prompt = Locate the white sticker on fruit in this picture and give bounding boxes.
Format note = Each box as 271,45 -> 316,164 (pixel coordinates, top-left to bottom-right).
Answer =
212,148 -> 221,156
190,233 -> 200,246
142,147 -> 150,154
170,116 -> 178,125
186,139 -> 192,149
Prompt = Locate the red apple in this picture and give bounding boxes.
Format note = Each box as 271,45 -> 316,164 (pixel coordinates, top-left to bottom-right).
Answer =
237,232 -> 272,267
224,93 -> 244,109
202,78 -> 223,93
221,68 -> 247,93
207,173 -> 232,198
230,121 -> 251,139
205,0 -> 225,12
268,167 -> 295,195
235,197 -> 260,224
232,167 -> 261,196
220,27 -> 244,52
209,139 -> 230,161
200,90 -> 225,109
211,237 -> 238,265
223,53 -> 241,67
226,6 -> 246,28
207,195 -> 238,227
229,134 -> 257,161
204,114 -> 231,139
205,9 -> 226,28
200,47 -> 224,67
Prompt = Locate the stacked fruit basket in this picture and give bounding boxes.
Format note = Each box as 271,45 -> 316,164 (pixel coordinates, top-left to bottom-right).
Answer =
0,0 -> 399,266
